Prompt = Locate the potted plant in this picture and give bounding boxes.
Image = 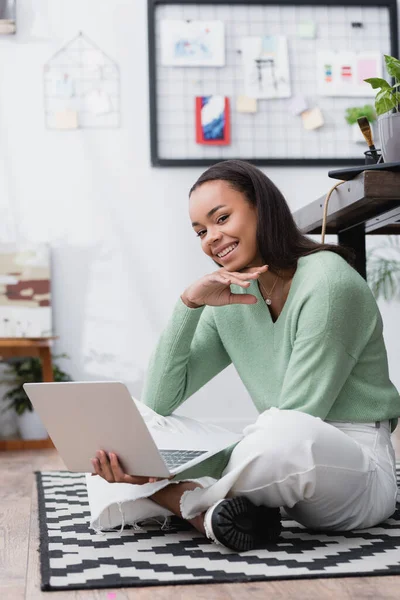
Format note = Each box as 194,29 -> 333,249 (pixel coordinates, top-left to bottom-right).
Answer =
365,55 -> 400,162
345,104 -> 376,143
1,353 -> 72,440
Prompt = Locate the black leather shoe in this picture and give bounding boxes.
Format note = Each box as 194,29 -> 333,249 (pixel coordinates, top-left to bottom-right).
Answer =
204,496 -> 282,552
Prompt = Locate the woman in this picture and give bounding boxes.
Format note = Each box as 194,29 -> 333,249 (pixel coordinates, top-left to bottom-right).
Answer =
91,160 -> 400,552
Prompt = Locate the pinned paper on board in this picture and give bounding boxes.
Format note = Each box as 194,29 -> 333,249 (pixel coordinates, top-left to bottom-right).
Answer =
298,22 -> 317,39
85,89 -> 112,115
54,109 -> 79,130
301,107 -> 324,130
54,73 -> 75,98
242,36 -> 291,99
195,96 -> 230,145
160,20 -> 225,67
236,95 -> 257,113
317,51 -> 382,97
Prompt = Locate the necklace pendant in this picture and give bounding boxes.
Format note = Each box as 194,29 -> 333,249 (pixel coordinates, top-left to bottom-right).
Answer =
265,298 -> 272,305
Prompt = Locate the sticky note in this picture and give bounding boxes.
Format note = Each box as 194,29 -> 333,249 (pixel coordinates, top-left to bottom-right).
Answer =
301,107 -> 324,130
236,95 -> 257,113
289,95 -> 308,116
298,22 -> 317,39
357,58 -> 379,84
54,109 -> 79,130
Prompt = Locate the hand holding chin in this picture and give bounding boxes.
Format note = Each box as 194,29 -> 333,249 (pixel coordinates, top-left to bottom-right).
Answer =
181,265 -> 269,308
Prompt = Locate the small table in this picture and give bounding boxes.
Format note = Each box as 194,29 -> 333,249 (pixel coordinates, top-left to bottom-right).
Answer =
0,337 -> 57,451
292,170 -> 400,278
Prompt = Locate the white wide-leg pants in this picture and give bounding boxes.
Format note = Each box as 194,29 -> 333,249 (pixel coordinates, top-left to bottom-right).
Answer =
86,406 -> 398,533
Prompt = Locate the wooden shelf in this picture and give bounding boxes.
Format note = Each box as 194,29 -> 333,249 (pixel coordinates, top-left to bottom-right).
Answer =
0,437 -> 55,451
0,336 -> 58,452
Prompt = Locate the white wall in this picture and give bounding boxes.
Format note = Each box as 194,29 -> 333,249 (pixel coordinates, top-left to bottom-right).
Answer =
0,0 -> 399,432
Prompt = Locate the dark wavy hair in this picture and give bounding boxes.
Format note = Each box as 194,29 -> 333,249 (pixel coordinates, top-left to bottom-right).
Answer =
189,159 -> 354,272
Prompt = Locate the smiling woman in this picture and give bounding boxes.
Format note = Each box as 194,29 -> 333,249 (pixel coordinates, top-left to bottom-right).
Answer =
183,160 -> 352,316
89,159 -> 400,553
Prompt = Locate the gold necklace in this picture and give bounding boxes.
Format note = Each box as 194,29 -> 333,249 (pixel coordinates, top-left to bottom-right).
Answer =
259,271 -> 280,306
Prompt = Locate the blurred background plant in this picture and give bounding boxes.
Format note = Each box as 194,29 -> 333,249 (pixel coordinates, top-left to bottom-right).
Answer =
345,104 -> 376,125
367,237 -> 400,301
1,353 -> 72,416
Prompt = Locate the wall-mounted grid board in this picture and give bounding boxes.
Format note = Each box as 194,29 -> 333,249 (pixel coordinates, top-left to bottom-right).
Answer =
148,0 -> 399,167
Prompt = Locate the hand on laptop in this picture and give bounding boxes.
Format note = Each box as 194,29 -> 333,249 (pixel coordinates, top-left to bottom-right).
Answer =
91,450 -> 172,484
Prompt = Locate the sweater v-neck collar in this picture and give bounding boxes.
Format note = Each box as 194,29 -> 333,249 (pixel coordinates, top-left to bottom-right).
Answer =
254,258 -> 302,325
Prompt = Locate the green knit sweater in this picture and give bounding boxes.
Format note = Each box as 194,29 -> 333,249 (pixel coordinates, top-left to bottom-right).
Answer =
142,251 -> 400,480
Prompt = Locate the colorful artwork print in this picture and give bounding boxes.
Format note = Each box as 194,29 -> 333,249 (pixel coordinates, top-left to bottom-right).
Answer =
317,52 -> 382,97
160,20 -> 225,67
242,36 -> 291,99
196,96 -> 230,145
0,245 -> 52,338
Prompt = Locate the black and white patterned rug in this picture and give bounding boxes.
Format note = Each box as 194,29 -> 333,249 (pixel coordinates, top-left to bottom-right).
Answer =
36,467 -> 400,591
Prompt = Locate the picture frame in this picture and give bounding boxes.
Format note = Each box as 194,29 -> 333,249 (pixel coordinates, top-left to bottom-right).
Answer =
148,0 -> 399,167
195,96 -> 231,145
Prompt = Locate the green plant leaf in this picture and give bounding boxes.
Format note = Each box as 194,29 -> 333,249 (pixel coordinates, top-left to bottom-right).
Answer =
375,89 -> 398,115
384,55 -> 400,80
16,403 -> 28,415
364,77 -> 391,90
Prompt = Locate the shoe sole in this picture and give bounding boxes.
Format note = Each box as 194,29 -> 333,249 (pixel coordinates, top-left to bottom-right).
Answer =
205,496 -> 281,552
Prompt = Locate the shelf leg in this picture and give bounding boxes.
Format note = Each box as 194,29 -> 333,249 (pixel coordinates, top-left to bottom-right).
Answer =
338,224 -> 366,280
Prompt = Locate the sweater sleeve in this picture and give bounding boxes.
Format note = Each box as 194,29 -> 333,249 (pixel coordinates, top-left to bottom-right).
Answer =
141,298 -> 232,416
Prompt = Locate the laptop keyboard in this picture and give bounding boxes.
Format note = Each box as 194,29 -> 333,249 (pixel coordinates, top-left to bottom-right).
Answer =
158,449 -> 208,469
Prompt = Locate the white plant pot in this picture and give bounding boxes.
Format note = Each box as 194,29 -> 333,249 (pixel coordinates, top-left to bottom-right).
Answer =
17,409 -> 48,440
378,112 -> 400,162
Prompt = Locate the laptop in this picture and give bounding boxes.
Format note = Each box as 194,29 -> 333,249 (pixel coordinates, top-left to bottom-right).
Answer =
23,381 -> 241,477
